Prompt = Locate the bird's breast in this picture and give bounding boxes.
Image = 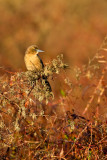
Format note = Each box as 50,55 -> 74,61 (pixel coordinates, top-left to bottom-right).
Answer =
24,54 -> 43,71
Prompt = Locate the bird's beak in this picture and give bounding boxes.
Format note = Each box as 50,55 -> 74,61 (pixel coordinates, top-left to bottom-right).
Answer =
37,49 -> 44,53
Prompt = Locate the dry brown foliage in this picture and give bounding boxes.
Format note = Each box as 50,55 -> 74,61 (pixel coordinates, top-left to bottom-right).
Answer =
0,36 -> 107,159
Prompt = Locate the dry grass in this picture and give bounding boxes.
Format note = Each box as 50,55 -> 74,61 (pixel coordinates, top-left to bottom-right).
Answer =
0,36 -> 107,159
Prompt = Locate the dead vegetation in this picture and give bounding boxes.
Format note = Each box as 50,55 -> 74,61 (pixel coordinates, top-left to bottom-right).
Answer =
0,36 -> 107,159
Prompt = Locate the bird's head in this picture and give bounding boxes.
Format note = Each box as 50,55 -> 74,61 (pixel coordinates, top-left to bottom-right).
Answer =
25,45 -> 44,55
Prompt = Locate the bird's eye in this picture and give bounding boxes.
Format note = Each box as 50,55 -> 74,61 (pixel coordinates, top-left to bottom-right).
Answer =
32,48 -> 36,52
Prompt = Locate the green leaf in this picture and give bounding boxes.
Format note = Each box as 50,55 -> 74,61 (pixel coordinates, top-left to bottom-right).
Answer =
60,89 -> 66,97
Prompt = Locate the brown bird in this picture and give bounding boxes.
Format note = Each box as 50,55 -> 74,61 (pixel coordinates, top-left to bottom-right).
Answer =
24,45 -> 51,91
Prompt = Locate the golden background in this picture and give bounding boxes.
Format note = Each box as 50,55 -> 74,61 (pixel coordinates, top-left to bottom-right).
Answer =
0,0 -> 107,72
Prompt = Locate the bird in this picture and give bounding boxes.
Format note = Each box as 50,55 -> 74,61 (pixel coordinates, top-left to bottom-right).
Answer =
24,45 -> 52,92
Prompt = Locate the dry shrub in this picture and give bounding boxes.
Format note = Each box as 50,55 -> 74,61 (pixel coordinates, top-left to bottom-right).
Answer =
0,36 -> 107,159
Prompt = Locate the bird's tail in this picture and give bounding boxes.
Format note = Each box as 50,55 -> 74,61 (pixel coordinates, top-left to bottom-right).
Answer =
42,76 -> 52,92
44,79 -> 52,92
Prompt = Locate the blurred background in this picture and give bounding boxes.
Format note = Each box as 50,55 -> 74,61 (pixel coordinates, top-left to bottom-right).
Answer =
0,0 -> 107,71
0,0 -> 107,117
